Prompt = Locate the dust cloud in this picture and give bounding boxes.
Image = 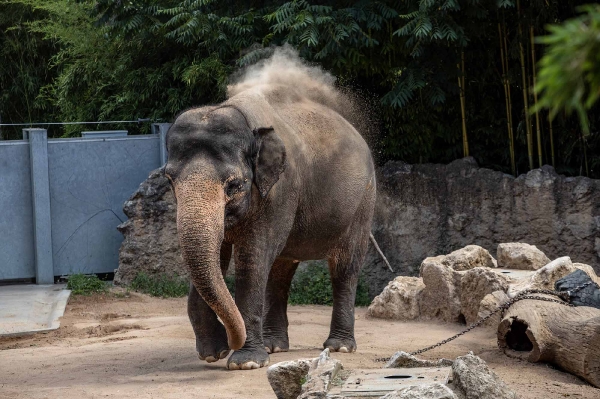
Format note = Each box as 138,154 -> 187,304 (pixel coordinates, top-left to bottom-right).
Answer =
227,45 -> 379,149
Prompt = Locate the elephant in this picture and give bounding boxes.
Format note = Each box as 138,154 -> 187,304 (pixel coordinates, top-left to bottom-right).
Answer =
164,83 -> 376,370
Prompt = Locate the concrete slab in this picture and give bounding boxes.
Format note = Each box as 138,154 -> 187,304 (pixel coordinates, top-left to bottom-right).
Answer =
338,368 -> 452,397
0,284 -> 70,336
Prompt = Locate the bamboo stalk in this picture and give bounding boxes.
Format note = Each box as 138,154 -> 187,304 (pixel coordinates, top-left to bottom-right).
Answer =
530,26 -> 543,167
499,22 -> 516,176
518,0 -> 534,170
458,50 -> 469,157
504,22 -> 516,175
583,137 -> 589,177
549,114 -> 555,166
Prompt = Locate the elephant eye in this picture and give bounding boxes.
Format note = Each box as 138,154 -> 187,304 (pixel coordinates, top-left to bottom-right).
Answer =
225,179 -> 244,198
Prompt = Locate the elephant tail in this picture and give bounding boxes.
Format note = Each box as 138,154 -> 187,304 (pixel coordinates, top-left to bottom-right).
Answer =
370,233 -> 394,273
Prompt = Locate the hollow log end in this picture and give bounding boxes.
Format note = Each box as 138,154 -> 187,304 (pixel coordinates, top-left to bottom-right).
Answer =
497,316 -> 542,362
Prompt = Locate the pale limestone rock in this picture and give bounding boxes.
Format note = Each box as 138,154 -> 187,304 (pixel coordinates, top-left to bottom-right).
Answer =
298,349 -> 342,399
452,353 -> 518,399
419,257 -> 463,322
379,383 -> 458,399
368,277 -> 425,320
442,245 -> 497,271
497,243 -> 550,270
507,256 -> 574,296
385,351 -> 453,369
477,290 -> 510,327
267,359 -> 312,399
460,268 -> 509,325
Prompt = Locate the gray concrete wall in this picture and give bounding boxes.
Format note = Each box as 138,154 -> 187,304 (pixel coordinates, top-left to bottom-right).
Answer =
0,141 -> 35,280
0,127 -> 167,282
48,136 -> 161,276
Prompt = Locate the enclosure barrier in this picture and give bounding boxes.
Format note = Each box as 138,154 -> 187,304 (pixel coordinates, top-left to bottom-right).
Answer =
0,125 -> 170,284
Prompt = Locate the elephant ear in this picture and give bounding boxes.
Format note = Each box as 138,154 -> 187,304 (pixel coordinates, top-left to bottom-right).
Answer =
252,127 -> 286,198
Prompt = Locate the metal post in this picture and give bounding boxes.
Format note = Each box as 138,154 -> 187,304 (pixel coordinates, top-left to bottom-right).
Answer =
152,123 -> 171,165
25,128 -> 54,284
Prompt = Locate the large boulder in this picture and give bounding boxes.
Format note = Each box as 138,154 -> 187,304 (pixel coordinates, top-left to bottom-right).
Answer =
418,257 -> 463,322
298,349 -> 343,399
115,168 -> 184,285
507,256 -> 574,296
367,277 -> 425,320
460,268 -> 509,325
452,353 -> 518,399
267,359 -> 312,399
268,349 -> 342,399
496,243 -> 551,270
442,245 -> 497,271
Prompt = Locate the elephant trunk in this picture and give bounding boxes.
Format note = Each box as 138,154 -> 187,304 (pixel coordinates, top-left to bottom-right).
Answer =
175,175 -> 246,350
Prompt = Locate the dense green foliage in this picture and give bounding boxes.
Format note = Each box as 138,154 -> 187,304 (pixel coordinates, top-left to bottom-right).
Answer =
1,0 -> 599,177
67,273 -> 108,295
130,272 -> 189,297
225,262 -> 370,306
535,5 -> 600,136
288,261 -> 371,306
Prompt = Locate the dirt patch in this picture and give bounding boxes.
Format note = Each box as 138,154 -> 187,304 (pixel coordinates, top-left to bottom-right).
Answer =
0,291 -> 597,399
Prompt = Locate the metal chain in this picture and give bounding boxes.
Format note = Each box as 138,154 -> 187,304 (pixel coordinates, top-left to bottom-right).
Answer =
374,281 -> 595,361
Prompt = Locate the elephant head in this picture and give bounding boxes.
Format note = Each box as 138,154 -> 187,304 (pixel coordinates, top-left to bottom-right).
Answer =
164,106 -> 286,350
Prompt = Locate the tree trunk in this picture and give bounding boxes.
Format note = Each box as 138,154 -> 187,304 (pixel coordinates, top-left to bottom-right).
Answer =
497,296 -> 600,388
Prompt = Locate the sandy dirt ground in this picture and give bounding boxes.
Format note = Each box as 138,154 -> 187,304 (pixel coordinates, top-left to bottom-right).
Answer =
1,291 -> 598,399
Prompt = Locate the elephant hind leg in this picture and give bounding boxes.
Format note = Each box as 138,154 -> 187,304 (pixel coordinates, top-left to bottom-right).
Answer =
263,258 -> 299,353
324,189 -> 374,353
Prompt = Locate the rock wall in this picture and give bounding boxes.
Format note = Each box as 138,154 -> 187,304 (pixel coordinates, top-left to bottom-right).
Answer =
363,157 -> 600,297
114,168 -> 184,285
115,158 -> 600,298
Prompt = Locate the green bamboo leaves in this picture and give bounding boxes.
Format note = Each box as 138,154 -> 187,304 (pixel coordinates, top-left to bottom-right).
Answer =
535,5 -> 600,137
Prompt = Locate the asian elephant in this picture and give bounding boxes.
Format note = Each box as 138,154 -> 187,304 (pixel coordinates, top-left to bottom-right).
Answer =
164,82 -> 376,370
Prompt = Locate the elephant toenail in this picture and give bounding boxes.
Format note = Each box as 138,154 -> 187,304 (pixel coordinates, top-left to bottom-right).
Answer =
339,347 -> 349,353
205,356 -> 218,363
265,346 -> 272,354
241,361 -> 260,370
273,347 -> 282,353
219,349 -> 230,359
227,362 -> 239,370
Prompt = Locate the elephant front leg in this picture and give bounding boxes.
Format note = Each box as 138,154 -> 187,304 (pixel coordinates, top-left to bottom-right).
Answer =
226,248 -> 273,370
188,243 -> 232,363
263,259 -> 299,353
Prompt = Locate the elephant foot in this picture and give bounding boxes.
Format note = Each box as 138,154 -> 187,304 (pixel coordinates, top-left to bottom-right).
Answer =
263,332 -> 290,354
323,336 -> 357,353
227,347 -> 270,370
196,330 -> 230,363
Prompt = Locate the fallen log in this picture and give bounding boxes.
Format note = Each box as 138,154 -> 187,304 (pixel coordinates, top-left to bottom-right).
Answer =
497,295 -> 600,388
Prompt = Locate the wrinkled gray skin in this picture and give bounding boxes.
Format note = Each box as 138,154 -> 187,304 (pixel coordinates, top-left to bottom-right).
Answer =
165,86 -> 375,370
